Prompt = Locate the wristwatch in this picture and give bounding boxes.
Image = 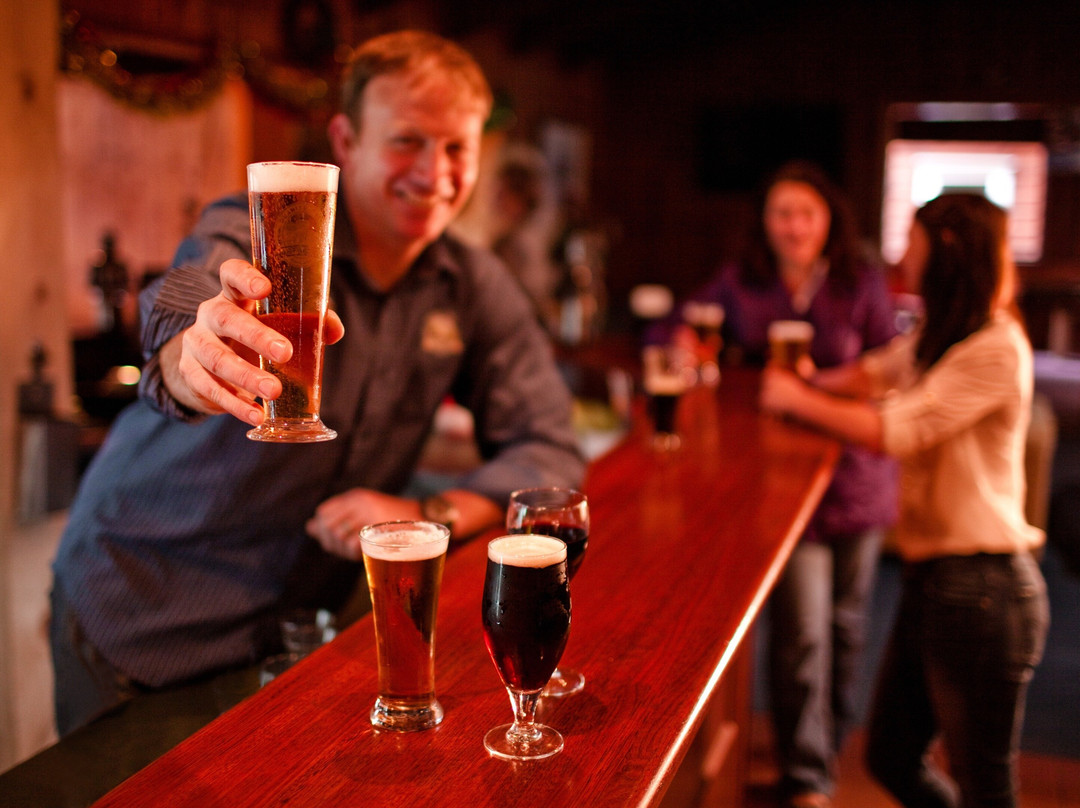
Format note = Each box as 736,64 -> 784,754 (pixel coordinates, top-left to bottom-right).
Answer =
420,494 -> 460,534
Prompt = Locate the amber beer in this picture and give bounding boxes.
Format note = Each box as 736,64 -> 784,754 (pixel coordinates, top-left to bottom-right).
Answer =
768,320 -> 815,371
247,161 -> 338,442
360,521 -> 450,731
683,301 -> 725,346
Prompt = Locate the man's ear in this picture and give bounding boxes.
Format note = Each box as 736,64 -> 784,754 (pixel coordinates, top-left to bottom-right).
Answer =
327,113 -> 355,165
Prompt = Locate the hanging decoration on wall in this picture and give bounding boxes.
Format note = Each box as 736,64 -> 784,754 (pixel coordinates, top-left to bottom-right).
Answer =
60,10 -> 337,119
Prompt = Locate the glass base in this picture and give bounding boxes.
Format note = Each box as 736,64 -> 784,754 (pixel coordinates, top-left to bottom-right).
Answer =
484,722 -> 564,761
542,666 -> 585,698
247,418 -> 337,443
370,696 -> 444,732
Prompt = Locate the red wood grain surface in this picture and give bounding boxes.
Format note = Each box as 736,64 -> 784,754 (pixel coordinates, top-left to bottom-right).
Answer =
92,367 -> 838,808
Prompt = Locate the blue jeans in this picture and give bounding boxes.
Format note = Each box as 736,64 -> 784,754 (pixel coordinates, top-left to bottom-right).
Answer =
865,552 -> 1049,808
768,529 -> 884,797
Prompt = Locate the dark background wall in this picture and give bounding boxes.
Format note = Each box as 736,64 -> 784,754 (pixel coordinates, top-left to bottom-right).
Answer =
61,0 -> 1080,336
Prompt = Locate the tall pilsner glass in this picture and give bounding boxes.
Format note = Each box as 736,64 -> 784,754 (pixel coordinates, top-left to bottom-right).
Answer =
247,161 -> 339,442
506,487 -> 589,697
360,521 -> 450,731
482,535 -> 571,760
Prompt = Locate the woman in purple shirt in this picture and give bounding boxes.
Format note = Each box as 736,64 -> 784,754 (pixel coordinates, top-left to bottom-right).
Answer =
652,162 -> 898,808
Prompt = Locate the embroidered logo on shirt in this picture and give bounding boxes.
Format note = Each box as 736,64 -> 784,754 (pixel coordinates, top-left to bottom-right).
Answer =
421,310 -> 465,356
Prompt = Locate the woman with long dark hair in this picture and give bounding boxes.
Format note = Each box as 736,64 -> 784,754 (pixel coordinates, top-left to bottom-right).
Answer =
762,193 -> 1049,808
649,161 -> 899,808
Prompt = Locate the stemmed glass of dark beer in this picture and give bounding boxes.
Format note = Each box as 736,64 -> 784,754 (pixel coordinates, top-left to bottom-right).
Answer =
482,534 -> 571,760
505,487 -> 589,697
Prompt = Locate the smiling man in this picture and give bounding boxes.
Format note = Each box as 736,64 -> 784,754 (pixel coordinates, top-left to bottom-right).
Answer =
50,30 -> 585,736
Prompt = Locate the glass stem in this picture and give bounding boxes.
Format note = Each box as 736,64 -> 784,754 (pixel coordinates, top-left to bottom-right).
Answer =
506,688 -> 543,743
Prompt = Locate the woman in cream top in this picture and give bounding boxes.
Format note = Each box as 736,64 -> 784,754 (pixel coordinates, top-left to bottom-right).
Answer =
762,193 -> 1049,808
869,312 -> 1043,561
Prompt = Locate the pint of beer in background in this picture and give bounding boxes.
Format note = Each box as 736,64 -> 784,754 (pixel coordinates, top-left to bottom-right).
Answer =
360,521 -> 450,732
642,345 -> 690,451
247,161 -> 339,442
767,320 -> 815,371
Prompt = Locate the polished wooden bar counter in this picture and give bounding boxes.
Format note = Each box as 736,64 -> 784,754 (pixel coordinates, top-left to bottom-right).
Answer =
61,367 -> 839,808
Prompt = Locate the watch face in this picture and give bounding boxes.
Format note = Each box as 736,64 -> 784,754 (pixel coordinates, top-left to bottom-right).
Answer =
424,496 -> 458,527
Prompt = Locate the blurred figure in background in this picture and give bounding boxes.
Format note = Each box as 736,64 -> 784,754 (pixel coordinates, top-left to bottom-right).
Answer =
488,142 -> 563,333
650,160 -> 898,808
762,193 -> 1049,808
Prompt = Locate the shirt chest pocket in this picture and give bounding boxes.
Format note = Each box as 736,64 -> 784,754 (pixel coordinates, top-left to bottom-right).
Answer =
393,350 -> 463,426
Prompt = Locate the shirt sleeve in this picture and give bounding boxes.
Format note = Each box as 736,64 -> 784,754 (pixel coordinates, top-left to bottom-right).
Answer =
453,253 -> 587,505
860,331 -> 919,399
879,323 -> 1022,458
137,195 -> 251,420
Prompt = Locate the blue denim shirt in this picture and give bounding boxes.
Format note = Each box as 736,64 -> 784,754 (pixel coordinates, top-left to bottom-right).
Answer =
53,193 -> 584,687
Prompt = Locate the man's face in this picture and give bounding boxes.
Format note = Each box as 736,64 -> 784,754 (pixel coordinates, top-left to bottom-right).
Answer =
336,71 -> 486,259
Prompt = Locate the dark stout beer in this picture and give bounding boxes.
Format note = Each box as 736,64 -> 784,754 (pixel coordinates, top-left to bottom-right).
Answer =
482,536 -> 570,693
644,371 -> 686,446
508,520 -> 588,580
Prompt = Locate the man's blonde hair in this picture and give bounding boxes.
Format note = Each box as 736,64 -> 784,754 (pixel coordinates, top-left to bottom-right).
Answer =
340,30 -> 493,127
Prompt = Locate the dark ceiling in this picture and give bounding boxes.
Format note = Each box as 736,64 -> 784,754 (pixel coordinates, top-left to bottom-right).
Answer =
435,0 -> 824,67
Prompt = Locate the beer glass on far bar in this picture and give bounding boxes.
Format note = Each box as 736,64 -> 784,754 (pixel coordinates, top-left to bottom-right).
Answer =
247,160 -> 339,442
359,521 -> 450,731
767,319 -> 815,372
506,487 -> 589,697
482,535 -> 571,760
642,345 -> 691,451
682,301 -> 725,386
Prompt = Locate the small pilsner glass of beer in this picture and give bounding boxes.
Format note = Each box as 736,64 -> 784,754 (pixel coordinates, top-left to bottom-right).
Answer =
359,520 -> 450,731
246,160 -> 339,442
506,487 -> 590,697
682,301 -> 725,386
482,534 -> 571,760
767,320 -> 815,371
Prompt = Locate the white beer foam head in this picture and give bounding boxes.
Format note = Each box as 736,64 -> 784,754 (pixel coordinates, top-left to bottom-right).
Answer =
683,301 -> 725,327
359,522 -> 449,561
247,161 -> 339,193
767,319 -> 815,342
488,535 -> 566,568
643,371 -> 687,395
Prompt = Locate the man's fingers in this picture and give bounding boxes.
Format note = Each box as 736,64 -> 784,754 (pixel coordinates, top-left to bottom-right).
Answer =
219,259 -> 271,304
324,310 -> 345,345
181,324 -> 280,415
177,345 -> 266,425
198,295 -> 293,365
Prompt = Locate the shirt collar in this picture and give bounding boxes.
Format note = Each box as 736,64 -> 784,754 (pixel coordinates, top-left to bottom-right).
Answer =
332,196 -> 464,289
